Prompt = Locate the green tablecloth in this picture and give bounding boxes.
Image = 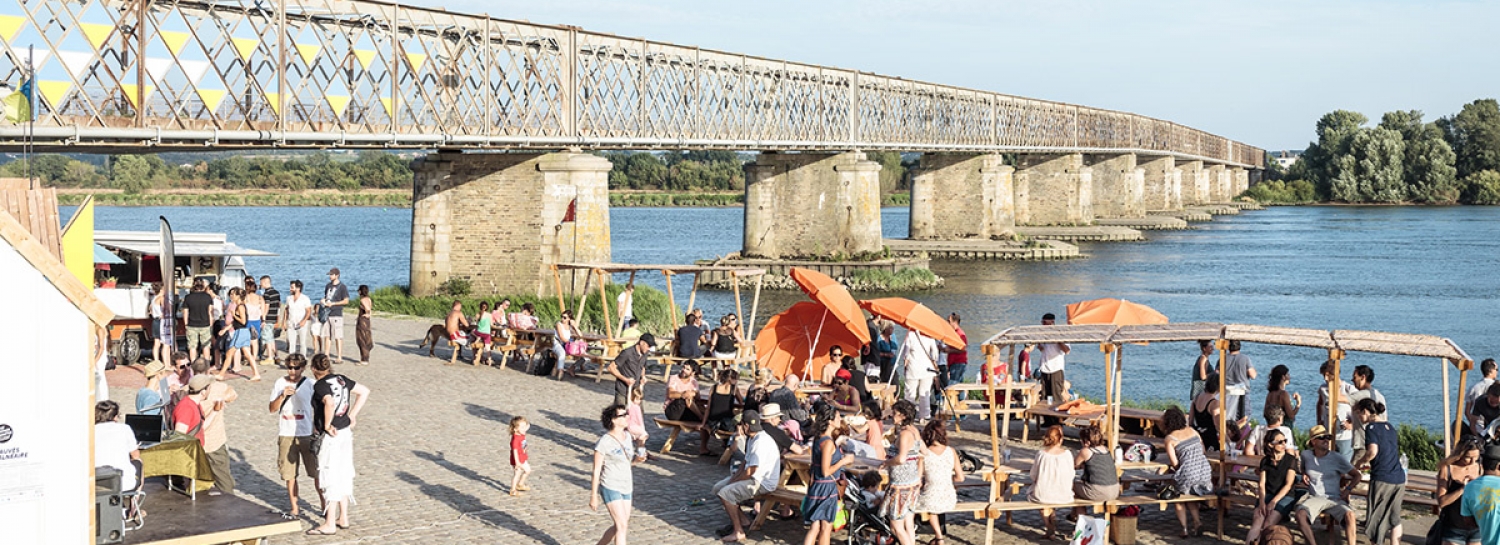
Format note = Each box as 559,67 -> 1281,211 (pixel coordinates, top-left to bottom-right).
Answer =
141,438 -> 214,493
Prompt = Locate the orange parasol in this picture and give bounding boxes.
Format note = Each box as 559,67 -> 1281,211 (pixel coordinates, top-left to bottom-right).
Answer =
788,268 -> 872,345
756,302 -> 867,380
857,297 -> 963,350
1066,298 -> 1168,325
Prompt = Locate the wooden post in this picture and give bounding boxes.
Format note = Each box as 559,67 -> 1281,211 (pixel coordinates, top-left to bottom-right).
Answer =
747,274 -> 763,348
732,273 -> 745,339
663,270 -> 679,330
686,272 -> 700,317
1102,344 -> 1114,451
1443,358 -> 1452,457
984,344 -> 1000,464
551,264 -> 566,313
1112,344 -> 1124,453
596,269 -> 611,337
1217,339 -> 1228,453
1456,359 -> 1471,453
620,270 -> 637,336
1328,349 -> 1343,437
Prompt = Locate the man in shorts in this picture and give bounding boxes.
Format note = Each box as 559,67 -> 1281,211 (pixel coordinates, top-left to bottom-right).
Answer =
260,275 -> 282,365
445,300 -> 470,351
321,268 -> 350,362
1293,425 -> 1360,545
182,280 -> 215,362
712,411 -> 781,543
269,354 -> 320,517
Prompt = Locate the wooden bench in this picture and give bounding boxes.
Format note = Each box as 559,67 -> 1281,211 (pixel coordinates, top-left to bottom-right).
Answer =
749,487 -> 807,531
652,418 -> 731,455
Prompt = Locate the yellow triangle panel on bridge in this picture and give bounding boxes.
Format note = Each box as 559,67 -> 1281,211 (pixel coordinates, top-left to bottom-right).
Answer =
232,38 -> 260,60
296,43 -> 321,65
0,15 -> 25,45
353,49 -> 376,70
196,88 -> 226,111
37,80 -> 73,107
81,23 -> 115,51
405,52 -> 427,72
379,97 -> 394,117
263,92 -> 282,115
120,83 -> 155,108
159,31 -> 191,56
325,94 -> 349,116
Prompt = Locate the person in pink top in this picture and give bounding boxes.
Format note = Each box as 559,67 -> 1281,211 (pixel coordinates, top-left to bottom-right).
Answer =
625,388 -> 649,451
509,416 -> 532,496
944,313 -> 969,385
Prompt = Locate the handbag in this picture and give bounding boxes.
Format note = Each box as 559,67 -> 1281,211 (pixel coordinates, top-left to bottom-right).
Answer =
317,305 -> 331,324
1156,483 -> 1181,500
565,339 -> 588,357
309,433 -> 323,456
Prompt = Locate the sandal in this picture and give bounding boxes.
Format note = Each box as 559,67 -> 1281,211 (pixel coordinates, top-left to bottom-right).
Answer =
305,528 -> 337,536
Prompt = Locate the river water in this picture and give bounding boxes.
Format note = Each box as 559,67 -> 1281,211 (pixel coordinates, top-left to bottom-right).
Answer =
79,204 -> 1500,431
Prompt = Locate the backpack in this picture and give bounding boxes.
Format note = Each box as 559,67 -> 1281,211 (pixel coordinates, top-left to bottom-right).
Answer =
1261,525 -> 1294,545
956,449 -> 983,473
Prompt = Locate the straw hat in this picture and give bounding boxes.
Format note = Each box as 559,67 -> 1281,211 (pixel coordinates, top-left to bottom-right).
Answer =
760,403 -> 783,419
188,374 -> 215,393
844,415 -> 868,432
143,361 -> 167,378
1308,425 -> 1332,439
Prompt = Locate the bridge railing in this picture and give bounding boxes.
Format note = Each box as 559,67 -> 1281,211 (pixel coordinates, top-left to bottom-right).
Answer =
0,0 -> 1262,166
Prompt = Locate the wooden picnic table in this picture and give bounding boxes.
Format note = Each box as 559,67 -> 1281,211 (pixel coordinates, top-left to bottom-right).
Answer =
780,451 -> 887,489
658,355 -> 757,382
941,381 -> 1037,440
1117,407 -> 1165,435
1024,403 -> 1108,442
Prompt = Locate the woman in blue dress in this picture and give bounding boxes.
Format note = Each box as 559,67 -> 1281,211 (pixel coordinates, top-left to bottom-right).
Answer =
803,403 -> 853,545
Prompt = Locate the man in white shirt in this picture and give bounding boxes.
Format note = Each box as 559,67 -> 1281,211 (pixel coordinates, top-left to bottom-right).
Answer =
712,411 -> 781,543
1468,358 -> 1498,421
1034,313 -> 1071,402
268,354 -> 321,517
615,282 -> 634,336
902,331 -> 941,421
282,280 -> 315,357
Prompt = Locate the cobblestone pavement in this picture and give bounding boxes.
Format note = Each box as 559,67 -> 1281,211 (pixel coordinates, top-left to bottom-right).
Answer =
109,315 -> 1431,544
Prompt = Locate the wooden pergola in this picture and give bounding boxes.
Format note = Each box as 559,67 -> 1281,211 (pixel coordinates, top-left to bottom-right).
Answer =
550,262 -> 767,342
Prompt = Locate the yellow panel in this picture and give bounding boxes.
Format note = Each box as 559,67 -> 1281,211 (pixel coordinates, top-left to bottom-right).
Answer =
37,80 -> 73,107
159,31 -> 191,56
263,92 -> 281,115
119,84 -> 155,108
80,23 -> 115,51
196,88 -> 226,111
295,43 -> 321,65
353,49 -> 377,70
405,52 -> 427,72
325,94 -> 349,116
0,15 -> 24,45
59,198 -> 94,286
380,97 -> 394,117
232,38 -> 259,60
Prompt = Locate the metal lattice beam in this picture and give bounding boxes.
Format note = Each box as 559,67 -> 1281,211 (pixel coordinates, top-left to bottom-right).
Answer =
0,0 -> 1264,166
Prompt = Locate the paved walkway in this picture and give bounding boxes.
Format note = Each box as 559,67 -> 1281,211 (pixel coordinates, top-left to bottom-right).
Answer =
108,315 -> 1427,544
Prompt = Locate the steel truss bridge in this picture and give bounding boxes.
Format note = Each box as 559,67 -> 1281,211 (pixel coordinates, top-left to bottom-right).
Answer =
0,0 -> 1262,166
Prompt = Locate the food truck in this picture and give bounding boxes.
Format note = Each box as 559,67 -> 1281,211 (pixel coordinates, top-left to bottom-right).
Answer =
93,230 -> 276,364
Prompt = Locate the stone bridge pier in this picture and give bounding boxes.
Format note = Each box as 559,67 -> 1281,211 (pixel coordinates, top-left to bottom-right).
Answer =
1207,164 -> 1230,203
1232,167 -> 1249,197
410,151 -> 611,297
1180,160 -> 1209,206
1085,153 -> 1145,219
1015,153 -> 1093,226
742,152 -> 883,259
1140,156 -> 1181,211
908,153 -> 1014,239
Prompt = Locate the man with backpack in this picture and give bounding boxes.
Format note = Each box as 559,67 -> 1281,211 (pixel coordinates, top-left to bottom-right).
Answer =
269,353 -> 321,518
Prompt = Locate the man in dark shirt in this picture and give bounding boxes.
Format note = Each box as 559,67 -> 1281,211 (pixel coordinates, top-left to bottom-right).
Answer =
767,374 -> 808,424
675,314 -> 705,359
182,280 -> 214,362
1471,383 -> 1500,438
259,275 -> 281,365
322,268 -> 351,363
609,333 -> 655,406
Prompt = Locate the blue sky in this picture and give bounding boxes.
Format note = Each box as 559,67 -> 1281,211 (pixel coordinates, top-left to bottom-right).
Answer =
429,0 -> 1498,151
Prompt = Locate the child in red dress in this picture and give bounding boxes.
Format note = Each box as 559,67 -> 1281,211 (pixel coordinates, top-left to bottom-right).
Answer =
509,416 -> 532,496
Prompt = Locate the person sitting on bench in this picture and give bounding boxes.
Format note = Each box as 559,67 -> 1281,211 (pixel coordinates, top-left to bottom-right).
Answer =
1029,425 -> 1076,540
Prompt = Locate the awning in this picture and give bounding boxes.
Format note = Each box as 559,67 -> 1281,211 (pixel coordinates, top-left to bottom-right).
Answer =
95,230 -> 277,257
93,244 -> 125,264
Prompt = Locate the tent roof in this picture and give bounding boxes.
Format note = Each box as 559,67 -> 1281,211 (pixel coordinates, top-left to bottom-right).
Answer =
1222,323 -> 1337,350
95,230 -> 277,257
1333,330 -> 1470,361
93,244 -> 125,265
984,324 -> 1118,346
1111,323 -> 1225,344
554,262 -> 765,276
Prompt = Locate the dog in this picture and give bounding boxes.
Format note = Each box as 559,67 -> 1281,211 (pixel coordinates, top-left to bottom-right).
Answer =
419,324 -> 473,357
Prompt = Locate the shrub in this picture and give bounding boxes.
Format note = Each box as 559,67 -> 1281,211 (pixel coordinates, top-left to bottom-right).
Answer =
1397,423 -> 1443,472
438,278 -> 472,297
1241,179 -> 1318,204
843,268 -> 943,292
370,283 -> 674,336
1461,170 -> 1500,205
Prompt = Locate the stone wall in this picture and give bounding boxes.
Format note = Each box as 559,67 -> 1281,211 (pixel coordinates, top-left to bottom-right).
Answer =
742,152 -> 882,259
1207,164 -> 1228,203
1086,153 -> 1144,218
410,151 -> 611,297
1015,153 -> 1093,226
1180,160 -> 1208,206
1232,168 -> 1249,196
1140,155 -> 1178,211
909,153 -> 1014,239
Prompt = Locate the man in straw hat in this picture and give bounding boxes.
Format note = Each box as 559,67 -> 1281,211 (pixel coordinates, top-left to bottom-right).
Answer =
1292,424 -> 1360,545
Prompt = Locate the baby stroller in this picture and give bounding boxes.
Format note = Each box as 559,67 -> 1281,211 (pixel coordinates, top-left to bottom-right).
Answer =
841,477 -> 897,545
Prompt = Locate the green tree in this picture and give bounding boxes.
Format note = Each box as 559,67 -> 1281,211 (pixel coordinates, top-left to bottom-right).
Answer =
1440,99 -> 1500,179
866,151 -> 905,193
1302,110 -> 1367,199
1379,110 -> 1459,203
1328,128 -> 1404,202
619,153 -> 667,189
111,155 -> 152,195
1462,170 -> 1500,205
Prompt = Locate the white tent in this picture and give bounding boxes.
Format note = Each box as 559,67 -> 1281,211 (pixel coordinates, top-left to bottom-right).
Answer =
0,208 -> 114,544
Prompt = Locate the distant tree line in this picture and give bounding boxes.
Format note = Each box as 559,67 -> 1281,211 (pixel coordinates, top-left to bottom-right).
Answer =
602,150 -> 911,193
1264,99 -> 1500,204
0,151 -> 413,194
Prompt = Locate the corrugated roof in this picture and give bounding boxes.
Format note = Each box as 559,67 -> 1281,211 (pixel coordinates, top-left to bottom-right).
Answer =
984,324 -> 1118,346
1222,324 -> 1337,349
1111,323 -> 1224,343
1333,330 -> 1469,361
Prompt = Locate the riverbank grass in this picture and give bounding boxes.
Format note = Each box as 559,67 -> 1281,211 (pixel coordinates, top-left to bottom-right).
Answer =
371,283 -> 674,335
